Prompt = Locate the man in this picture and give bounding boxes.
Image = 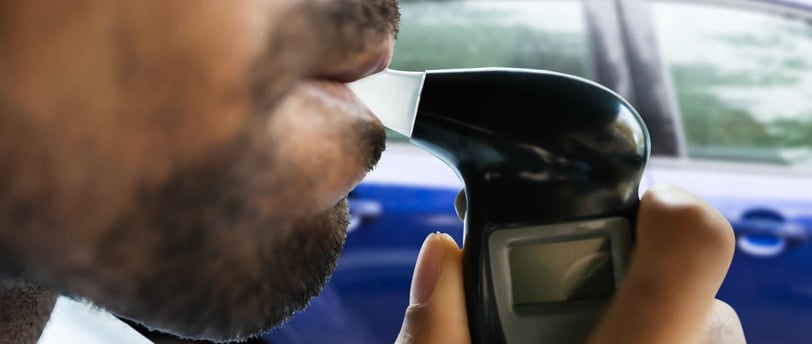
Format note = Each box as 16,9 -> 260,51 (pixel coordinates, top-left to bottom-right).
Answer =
0,0 -> 744,343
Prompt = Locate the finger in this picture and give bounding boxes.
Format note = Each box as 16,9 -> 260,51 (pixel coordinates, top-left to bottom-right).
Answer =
701,299 -> 746,344
396,233 -> 470,344
589,183 -> 736,344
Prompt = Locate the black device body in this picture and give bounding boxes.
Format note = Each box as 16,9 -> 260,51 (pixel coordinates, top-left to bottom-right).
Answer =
409,68 -> 649,343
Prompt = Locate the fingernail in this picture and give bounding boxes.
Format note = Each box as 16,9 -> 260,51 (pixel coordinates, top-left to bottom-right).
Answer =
410,232 -> 446,305
648,183 -> 695,205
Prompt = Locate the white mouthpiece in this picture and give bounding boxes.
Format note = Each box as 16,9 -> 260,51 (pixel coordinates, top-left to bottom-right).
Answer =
347,69 -> 426,138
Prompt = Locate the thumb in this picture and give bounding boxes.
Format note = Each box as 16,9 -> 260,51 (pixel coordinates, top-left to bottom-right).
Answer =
396,233 -> 470,344
589,184 -> 736,344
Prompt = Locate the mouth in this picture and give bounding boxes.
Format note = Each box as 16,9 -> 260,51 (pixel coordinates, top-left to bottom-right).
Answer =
309,34 -> 394,122
268,81 -> 386,213
303,39 -> 392,202
309,79 -> 386,198
310,35 -> 393,125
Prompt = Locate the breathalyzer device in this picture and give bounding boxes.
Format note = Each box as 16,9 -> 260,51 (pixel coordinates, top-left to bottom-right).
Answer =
349,68 -> 649,344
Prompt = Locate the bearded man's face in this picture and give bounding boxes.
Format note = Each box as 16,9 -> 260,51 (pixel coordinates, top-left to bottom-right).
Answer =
0,0 -> 397,340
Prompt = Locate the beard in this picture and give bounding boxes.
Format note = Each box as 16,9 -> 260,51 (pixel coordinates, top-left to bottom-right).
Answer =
50,117 -> 385,341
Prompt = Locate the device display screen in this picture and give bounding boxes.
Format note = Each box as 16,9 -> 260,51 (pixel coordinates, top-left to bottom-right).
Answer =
509,237 -> 615,305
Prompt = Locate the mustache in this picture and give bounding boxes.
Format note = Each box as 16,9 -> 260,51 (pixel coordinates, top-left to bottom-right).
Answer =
250,0 -> 400,116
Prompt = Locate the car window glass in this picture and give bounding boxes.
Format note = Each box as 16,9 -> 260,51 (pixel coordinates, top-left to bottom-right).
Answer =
652,2 -> 812,167
385,0 -> 591,141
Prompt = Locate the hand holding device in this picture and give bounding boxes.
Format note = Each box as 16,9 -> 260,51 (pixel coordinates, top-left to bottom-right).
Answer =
351,68 -> 649,343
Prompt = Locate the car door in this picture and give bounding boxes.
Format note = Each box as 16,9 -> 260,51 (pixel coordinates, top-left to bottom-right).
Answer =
264,1 -> 610,342
620,1 -> 812,342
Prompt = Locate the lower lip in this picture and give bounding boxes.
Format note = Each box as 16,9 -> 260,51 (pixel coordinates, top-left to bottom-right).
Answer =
308,80 -> 378,121
313,80 -> 358,102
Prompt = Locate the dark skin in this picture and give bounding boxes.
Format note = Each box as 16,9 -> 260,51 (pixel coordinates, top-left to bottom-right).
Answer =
1,0 -> 745,343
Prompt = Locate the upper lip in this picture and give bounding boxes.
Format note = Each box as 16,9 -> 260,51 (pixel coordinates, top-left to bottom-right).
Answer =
316,40 -> 394,83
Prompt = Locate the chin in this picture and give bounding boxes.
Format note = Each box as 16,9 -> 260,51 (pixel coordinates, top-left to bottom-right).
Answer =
69,184 -> 352,342
47,117 -> 380,341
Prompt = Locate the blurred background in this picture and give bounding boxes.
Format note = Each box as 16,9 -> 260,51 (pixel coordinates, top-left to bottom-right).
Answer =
267,1 -> 812,343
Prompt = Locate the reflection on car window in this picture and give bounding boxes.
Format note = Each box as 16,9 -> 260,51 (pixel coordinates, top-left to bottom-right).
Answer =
385,0 -> 591,141
653,3 -> 812,167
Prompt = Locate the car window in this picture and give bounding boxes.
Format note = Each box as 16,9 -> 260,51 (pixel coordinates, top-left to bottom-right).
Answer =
386,0 -> 592,141
652,2 -> 812,167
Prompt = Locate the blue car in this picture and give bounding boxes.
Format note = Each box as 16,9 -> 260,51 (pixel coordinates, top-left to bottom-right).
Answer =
268,0 -> 812,343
